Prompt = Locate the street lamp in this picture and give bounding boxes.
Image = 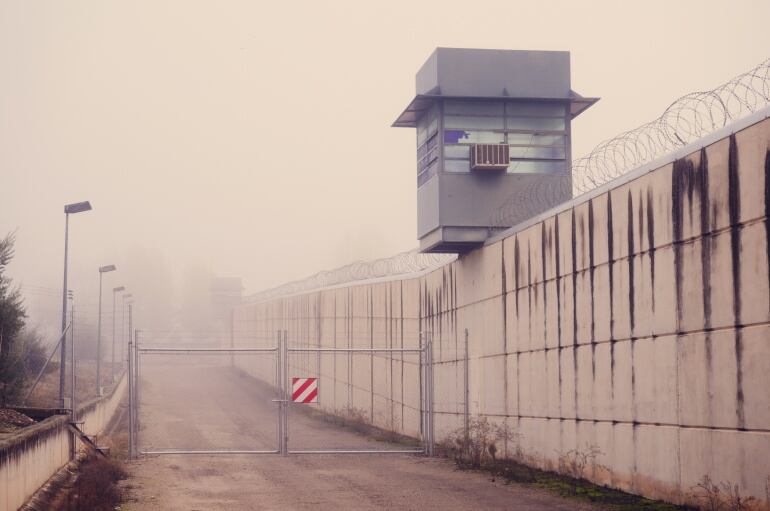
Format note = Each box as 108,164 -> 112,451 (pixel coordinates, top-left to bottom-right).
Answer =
122,293 -> 133,366
60,200 -> 92,409
96,264 -> 116,395
112,286 -> 125,383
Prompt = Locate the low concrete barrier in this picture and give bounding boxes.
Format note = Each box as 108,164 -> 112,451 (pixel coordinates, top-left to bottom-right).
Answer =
0,374 -> 127,511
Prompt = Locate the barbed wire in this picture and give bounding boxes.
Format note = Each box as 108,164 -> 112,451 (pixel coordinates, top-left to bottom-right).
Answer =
493,57 -> 770,228
248,58 -> 770,303
246,249 -> 455,303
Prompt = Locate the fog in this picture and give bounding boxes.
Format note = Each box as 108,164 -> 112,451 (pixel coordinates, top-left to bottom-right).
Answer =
1,0 -> 769,339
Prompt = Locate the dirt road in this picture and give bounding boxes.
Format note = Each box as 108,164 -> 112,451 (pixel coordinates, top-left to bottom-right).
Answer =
121,357 -> 599,510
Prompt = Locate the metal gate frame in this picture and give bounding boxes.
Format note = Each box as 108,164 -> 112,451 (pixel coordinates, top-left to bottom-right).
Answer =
127,330 -> 435,457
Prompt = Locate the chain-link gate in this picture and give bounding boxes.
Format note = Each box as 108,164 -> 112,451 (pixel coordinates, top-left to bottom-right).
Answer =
127,330 -> 434,457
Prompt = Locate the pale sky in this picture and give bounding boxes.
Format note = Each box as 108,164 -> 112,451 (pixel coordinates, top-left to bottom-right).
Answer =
1,0 -> 769,334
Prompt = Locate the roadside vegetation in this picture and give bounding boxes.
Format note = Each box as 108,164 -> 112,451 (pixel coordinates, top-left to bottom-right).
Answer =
438,417 -> 690,510
30,401 -> 131,511
0,232 -> 47,407
438,416 -> 770,511
689,476 -> 770,511
59,454 -> 127,511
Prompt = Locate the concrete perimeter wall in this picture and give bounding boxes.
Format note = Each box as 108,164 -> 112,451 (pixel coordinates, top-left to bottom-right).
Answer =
234,115 -> 770,505
0,374 -> 127,511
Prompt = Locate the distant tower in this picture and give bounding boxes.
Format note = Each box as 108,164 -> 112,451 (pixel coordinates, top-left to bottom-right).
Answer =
393,48 -> 598,253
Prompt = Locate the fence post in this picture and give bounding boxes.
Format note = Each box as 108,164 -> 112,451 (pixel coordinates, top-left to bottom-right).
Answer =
283,330 -> 290,455
127,334 -> 134,459
420,332 -> 436,457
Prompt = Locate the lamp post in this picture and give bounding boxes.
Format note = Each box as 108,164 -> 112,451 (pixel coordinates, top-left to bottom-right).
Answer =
127,298 -> 135,458
60,201 -> 92,409
112,286 -> 125,383
122,293 -> 133,367
68,290 -> 75,419
96,264 -> 116,396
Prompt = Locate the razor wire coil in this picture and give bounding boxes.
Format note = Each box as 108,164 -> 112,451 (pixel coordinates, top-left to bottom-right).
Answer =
493,57 -> 770,228
246,250 -> 455,303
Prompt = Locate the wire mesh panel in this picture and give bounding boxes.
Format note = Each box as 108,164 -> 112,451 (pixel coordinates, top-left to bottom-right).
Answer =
285,345 -> 427,454
133,331 -> 281,455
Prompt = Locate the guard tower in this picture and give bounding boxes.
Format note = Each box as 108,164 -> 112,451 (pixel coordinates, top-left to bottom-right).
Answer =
393,48 -> 598,253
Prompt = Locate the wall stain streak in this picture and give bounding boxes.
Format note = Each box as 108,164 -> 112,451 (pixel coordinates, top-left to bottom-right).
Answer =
697,149 -> 714,427
528,239 -> 533,345
555,218 -> 562,348
765,150 -> 770,312
672,157 -> 690,332
637,191 -> 644,260
627,191 -> 636,416
588,200 -> 596,379
540,225 -> 549,421
554,218 -> 563,415
646,189 -> 656,314
571,208 -> 579,418
541,223 -> 548,350
607,193 -> 615,399
727,134 -> 745,429
627,191 -> 636,334
514,237 -> 521,317
501,252 -> 507,354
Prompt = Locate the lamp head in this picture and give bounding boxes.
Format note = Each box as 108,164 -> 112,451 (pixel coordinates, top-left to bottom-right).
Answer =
64,201 -> 92,214
99,264 -> 116,273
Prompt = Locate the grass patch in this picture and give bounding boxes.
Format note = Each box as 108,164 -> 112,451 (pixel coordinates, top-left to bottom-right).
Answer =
449,456 -> 693,510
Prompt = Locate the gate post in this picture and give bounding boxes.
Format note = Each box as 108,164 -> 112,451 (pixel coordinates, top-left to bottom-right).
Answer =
275,330 -> 281,454
420,332 -> 436,457
281,330 -> 289,456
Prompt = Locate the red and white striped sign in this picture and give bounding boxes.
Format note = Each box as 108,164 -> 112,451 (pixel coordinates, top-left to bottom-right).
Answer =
292,377 -> 318,403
